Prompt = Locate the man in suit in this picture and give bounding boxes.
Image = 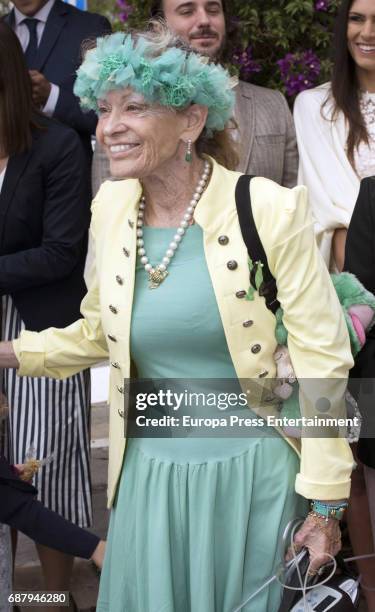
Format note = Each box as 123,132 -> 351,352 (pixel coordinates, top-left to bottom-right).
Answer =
92,0 -> 298,191
5,0 -> 111,162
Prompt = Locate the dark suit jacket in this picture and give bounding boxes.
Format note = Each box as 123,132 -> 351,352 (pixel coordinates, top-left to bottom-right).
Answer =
0,455 -> 99,558
4,0 -> 111,159
0,117 -> 90,331
345,176 -> 375,468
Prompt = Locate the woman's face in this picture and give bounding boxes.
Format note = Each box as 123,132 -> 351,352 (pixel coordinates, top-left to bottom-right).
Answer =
96,88 -> 188,179
347,0 -> 375,74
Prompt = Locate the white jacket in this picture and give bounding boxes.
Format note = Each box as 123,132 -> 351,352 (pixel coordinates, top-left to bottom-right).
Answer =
294,82 -> 360,267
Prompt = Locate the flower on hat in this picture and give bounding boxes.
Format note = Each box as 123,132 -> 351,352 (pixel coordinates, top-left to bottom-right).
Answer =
74,31 -> 235,134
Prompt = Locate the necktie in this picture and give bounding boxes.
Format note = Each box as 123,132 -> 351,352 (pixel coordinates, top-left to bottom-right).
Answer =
23,18 -> 39,69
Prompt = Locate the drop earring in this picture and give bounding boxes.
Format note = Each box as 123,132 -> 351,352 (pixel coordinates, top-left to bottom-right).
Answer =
185,139 -> 192,163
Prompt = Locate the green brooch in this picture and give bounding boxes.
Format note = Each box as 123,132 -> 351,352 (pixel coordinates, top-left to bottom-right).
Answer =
246,258 -> 264,301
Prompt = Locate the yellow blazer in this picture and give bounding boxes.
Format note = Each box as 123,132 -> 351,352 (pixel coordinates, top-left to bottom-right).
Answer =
13,158 -> 354,507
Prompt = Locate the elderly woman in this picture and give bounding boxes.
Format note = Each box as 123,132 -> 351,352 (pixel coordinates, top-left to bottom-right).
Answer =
0,26 -> 354,611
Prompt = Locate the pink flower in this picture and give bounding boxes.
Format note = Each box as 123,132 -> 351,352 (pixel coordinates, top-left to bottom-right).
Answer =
116,0 -> 133,22
315,0 -> 329,11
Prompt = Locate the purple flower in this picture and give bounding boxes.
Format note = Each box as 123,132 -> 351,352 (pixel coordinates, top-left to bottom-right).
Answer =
116,0 -> 133,22
277,50 -> 321,96
232,46 -> 261,81
315,0 -> 329,10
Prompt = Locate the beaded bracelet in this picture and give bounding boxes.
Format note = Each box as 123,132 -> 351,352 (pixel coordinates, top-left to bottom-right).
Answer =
310,500 -> 348,521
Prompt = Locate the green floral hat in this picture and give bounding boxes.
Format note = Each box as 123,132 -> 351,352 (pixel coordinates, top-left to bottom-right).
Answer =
74,31 -> 236,133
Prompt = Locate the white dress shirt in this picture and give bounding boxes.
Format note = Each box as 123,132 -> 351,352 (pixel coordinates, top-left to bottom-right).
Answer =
13,0 -> 59,117
0,165 -> 7,193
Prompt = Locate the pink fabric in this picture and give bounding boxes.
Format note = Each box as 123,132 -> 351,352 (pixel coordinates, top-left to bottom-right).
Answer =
350,313 -> 366,347
348,305 -> 374,330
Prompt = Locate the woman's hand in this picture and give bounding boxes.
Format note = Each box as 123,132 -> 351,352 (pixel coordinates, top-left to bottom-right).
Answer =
91,540 -> 106,569
14,460 -> 40,482
14,463 -> 34,483
286,513 -> 342,575
0,341 -> 19,369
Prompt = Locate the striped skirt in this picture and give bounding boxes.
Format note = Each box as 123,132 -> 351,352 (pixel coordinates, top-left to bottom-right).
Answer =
1,295 -> 92,527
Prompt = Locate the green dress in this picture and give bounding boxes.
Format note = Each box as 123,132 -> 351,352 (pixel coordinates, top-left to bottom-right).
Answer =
97,226 -> 306,612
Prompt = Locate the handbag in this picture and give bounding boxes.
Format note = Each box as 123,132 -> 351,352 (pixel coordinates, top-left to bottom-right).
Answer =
231,524 -> 361,612
278,549 -> 360,612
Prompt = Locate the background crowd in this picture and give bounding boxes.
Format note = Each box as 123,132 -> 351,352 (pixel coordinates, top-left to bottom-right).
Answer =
0,0 -> 374,611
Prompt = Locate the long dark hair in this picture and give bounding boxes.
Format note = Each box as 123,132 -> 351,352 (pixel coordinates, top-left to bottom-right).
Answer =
0,22 -> 39,156
327,0 -> 368,165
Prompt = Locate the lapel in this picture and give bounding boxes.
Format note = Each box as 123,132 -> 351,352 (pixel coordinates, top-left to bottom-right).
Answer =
235,81 -> 255,174
35,0 -> 68,72
0,148 -> 34,246
194,159 -> 277,373
96,178 -> 141,348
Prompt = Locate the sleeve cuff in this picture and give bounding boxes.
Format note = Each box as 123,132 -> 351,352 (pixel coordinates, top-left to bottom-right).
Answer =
13,331 -> 46,377
295,473 -> 351,500
43,83 -> 60,117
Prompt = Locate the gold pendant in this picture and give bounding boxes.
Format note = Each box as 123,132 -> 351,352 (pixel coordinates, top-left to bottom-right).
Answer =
148,267 -> 168,289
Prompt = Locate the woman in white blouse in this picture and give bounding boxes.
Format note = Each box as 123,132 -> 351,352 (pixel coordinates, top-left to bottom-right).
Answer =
295,1 -> 375,608
294,0 -> 375,271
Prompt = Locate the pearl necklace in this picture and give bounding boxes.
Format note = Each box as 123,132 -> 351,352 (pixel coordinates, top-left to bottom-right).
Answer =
136,160 -> 211,289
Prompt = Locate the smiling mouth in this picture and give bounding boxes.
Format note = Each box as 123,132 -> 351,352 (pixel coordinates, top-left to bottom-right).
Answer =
109,144 -> 139,153
356,44 -> 375,53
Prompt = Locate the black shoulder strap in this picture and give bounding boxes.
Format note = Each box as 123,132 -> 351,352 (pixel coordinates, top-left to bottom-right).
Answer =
235,175 -> 280,315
